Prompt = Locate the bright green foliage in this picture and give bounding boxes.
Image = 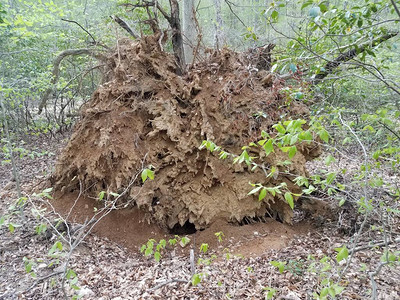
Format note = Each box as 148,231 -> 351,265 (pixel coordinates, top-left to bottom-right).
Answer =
263,287 -> 277,300
270,260 -> 286,274
141,167 -> 155,183
140,236 -> 189,262
335,246 -> 349,263
214,231 -> 224,242
200,243 -> 209,253
191,273 -> 205,286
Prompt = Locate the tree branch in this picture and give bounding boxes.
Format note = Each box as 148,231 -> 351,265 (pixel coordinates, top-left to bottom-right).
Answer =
313,32 -> 398,84
391,0 -> 400,18
112,15 -> 139,38
38,49 -> 106,114
61,18 -> 97,44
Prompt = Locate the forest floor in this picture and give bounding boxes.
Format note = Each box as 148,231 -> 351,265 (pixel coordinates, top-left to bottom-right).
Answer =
0,132 -> 399,299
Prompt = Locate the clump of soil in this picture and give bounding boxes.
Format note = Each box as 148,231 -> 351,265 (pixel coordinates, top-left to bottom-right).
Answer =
51,35 -> 320,230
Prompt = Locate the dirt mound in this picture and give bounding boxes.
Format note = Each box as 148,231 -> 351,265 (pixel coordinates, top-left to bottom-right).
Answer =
51,35 -> 320,229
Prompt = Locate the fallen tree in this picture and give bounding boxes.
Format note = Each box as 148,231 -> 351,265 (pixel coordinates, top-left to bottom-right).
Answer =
50,33 -> 321,230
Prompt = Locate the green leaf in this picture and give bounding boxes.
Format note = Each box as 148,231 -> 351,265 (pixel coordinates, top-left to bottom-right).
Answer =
320,287 -> 329,297
154,251 -> 161,262
192,273 -> 201,286
144,247 -> 153,256
66,269 -> 77,279
342,137 -> 351,145
325,155 -> 336,166
301,0 -> 313,10
264,139 -> 274,156
309,6 -> 321,17
284,192 -> 294,209
335,246 -> 349,263
147,169 -> 155,180
259,188 -> 267,201
372,150 -> 381,160
290,134 -> 298,145
318,129 -> 329,143
141,168 -> 154,182
288,146 -> 297,159
289,63 -> 297,73
271,10 -> 279,20
248,186 -> 262,195
273,123 -> 286,134
200,243 -> 209,253
42,187 -> 53,194
270,261 -> 286,274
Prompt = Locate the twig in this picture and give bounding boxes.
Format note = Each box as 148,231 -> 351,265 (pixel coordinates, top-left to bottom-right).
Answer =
38,48 -> 106,114
24,271 -> 64,293
338,112 -> 370,279
391,0 -> 400,18
111,15 -> 139,38
61,18 -> 97,44
148,279 -> 188,292
190,249 -> 195,276
369,261 -> 391,299
350,237 -> 400,254
224,0 -> 247,28
378,121 -> 400,142
0,90 -> 22,212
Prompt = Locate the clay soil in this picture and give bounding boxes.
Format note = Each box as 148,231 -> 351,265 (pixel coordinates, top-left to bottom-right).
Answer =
50,190 -> 310,256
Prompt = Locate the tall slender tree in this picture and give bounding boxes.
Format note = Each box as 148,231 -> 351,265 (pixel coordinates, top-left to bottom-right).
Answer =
183,0 -> 196,64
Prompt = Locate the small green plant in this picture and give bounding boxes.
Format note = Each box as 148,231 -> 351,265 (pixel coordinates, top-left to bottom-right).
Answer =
141,166 -> 155,183
191,272 -> 206,286
214,231 -> 224,242
263,287 -> 277,300
23,257 -> 37,278
140,236 -> 190,262
270,260 -> 286,274
199,243 -> 209,253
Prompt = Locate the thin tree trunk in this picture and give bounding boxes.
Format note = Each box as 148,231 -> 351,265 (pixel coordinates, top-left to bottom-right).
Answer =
169,0 -> 186,75
183,0 -> 196,64
213,0 -> 224,49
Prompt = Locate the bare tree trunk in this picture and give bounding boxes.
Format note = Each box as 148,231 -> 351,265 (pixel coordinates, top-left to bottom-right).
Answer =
213,0 -> 225,49
169,0 -> 186,75
183,0 -> 196,64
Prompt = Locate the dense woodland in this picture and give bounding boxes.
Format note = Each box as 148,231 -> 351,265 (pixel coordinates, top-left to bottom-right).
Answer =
0,0 -> 399,299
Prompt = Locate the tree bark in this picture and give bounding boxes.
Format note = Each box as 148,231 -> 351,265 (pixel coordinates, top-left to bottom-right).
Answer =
169,0 -> 186,75
183,0 -> 196,64
112,15 -> 139,39
213,0 -> 225,49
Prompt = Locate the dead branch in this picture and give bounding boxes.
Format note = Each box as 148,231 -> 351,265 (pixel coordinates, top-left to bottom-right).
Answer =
224,0 -> 247,28
148,279 -> 188,292
313,32 -> 398,84
112,15 -> 139,38
38,49 -> 106,115
61,19 -> 97,44
350,237 -> 400,254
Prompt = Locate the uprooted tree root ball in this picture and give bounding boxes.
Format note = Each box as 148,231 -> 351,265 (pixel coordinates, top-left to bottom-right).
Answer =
51,35 -> 321,230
